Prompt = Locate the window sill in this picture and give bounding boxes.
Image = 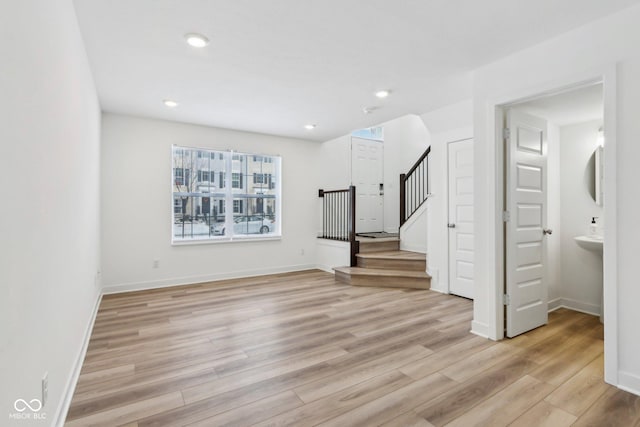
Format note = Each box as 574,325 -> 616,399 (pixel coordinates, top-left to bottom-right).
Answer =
171,235 -> 282,246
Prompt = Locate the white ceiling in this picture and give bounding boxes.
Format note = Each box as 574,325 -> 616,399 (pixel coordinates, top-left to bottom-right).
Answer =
515,84 -> 603,127
73,0 -> 639,142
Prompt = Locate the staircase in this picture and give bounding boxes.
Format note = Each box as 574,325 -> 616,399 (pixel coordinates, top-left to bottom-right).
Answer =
334,238 -> 431,290
320,146 -> 433,290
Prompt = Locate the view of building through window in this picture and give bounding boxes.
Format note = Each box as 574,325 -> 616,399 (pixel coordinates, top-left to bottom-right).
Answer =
172,146 -> 281,242
351,126 -> 384,141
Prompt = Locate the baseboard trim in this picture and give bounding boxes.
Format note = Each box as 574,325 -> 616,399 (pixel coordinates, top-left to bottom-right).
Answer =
547,298 -> 563,312
102,264 -> 318,294
55,290 -> 102,427
471,320 -> 490,340
315,265 -> 337,274
427,286 -> 447,295
547,297 -> 600,317
618,371 -> 640,397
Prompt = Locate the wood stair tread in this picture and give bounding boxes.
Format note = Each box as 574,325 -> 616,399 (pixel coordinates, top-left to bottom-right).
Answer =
356,250 -> 425,261
355,237 -> 400,242
334,266 -> 431,278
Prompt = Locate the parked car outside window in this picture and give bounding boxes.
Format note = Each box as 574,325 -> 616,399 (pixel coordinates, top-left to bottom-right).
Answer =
211,215 -> 275,236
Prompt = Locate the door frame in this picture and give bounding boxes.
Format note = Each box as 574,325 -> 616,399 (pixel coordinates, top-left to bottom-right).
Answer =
447,137 -> 475,298
486,64 -> 617,385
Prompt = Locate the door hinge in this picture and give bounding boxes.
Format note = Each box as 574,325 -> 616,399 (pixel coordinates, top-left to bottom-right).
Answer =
502,211 -> 510,222
503,128 -> 511,140
503,294 -> 511,306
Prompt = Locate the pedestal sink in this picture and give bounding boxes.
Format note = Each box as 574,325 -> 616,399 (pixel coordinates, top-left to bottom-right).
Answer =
574,235 -> 603,254
574,235 -> 604,323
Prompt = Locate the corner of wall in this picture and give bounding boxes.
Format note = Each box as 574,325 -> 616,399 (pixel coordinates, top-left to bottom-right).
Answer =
54,291 -> 102,426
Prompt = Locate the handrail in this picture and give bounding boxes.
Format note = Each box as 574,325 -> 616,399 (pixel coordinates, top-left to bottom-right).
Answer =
400,146 -> 431,226
318,185 -> 359,266
405,146 -> 431,177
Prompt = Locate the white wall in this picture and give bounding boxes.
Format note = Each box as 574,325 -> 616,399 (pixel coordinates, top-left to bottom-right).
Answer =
0,1 -> 102,424
316,240 -> 351,273
420,100 -> 474,293
315,134 -> 352,237
472,3 -> 640,392
558,120 -> 604,314
400,202 -> 428,254
381,115 -> 431,233
101,114 -> 321,292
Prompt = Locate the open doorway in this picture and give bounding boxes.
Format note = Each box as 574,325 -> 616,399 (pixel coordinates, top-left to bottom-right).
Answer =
495,81 -> 617,392
501,83 -> 605,337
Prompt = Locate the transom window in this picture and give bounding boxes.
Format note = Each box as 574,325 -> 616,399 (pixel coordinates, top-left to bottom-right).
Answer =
172,146 -> 281,243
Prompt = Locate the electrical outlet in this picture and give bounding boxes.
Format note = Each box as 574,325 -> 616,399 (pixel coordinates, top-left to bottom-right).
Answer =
41,372 -> 48,407
153,260 -> 160,269
300,248 -> 305,256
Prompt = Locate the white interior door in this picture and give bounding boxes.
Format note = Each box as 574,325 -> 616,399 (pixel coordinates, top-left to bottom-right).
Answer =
352,137 -> 383,233
505,110 -> 549,338
448,139 -> 475,299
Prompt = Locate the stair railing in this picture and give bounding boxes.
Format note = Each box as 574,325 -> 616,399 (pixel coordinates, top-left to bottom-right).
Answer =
400,146 -> 431,226
318,185 -> 359,266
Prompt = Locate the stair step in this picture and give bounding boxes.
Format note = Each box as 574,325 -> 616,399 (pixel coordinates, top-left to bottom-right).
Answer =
356,250 -> 426,271
356,238 -> 400,253
334,266 -> 431,290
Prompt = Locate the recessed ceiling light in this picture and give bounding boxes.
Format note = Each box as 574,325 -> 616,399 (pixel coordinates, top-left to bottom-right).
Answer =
184,33 -> 210,48
375,90 -> 390,99
304,124 -> 316,130
163,99 -> 178,108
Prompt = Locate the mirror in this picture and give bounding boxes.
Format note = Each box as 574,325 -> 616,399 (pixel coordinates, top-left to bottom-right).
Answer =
595,146 -> 603,206
587,146 -> 604,206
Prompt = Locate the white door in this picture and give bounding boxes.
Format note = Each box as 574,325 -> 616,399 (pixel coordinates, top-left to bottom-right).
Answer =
448,139 -> 475,299
505,110 -> 549,337
352,137 -> 383,233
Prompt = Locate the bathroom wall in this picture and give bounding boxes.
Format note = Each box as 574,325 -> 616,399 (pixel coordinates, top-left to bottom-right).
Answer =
557,119 -> 604,315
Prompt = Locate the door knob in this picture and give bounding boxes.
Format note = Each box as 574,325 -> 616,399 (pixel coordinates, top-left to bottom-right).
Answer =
543,229 -> 553,235
448,223 -> 456,228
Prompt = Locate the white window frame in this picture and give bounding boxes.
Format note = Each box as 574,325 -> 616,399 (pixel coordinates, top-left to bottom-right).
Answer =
172,146 -> 281,244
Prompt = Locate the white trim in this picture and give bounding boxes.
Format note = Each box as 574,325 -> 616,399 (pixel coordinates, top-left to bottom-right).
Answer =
471,320 -> 490,339
102,264 -> 318,294
315,265 -> 337,274
547,298 -> 600,317
427,283 -> 447,295
54,291 -> 102,427
484,63 -> 618,384
547,298 -> 563,312
171,235 -> 282,246
618,372 -> 640,397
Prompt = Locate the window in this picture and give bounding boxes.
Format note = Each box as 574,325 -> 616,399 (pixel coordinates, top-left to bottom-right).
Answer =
351,126 -> 384,141
174,167 -> 191,186
253,173 -> 271,185
232,172 -> 243,189
172,146 -> 281,243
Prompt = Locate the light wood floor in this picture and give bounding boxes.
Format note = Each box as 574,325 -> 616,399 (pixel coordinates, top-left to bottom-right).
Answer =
66,270 -> 640,426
